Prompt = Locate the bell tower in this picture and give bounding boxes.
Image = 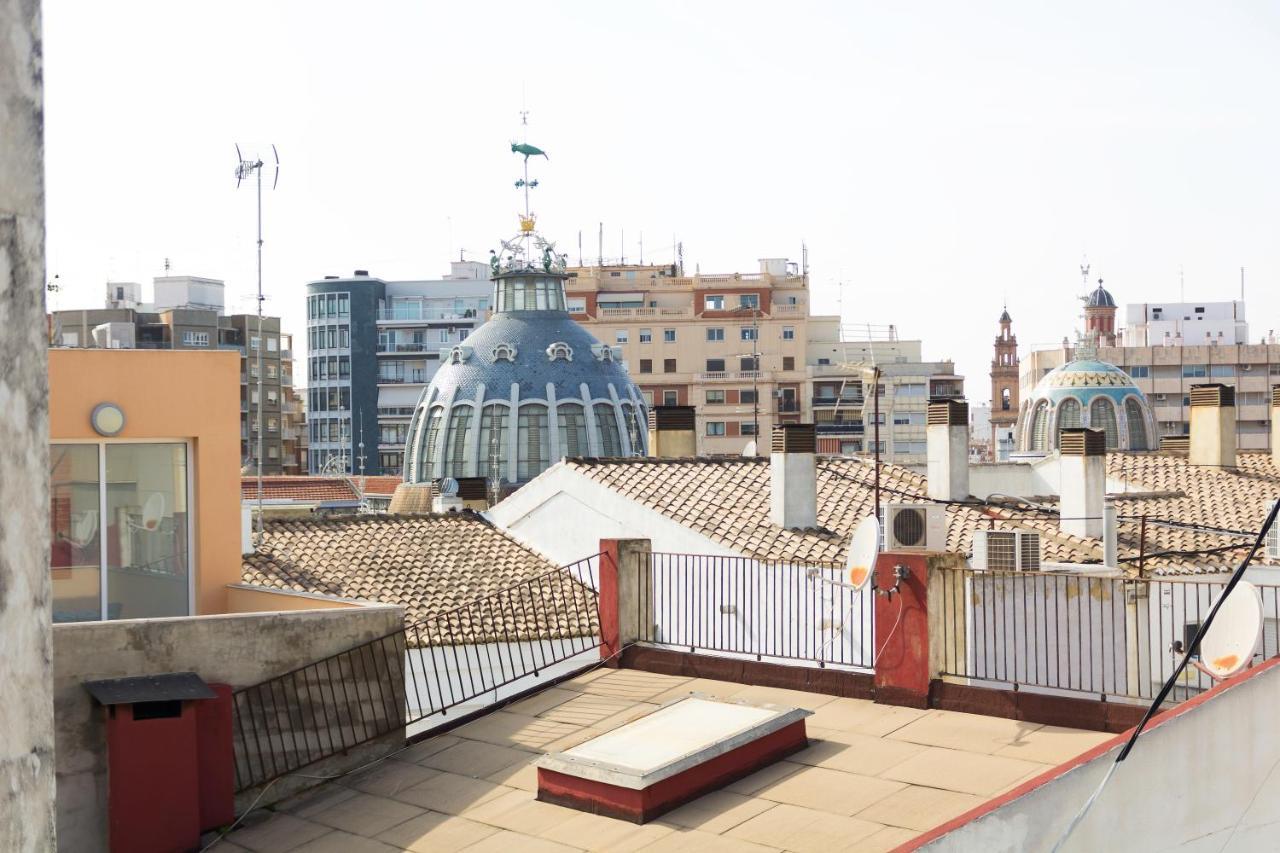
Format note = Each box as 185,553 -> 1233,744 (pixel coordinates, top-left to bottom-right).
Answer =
990,307 -> 1019,458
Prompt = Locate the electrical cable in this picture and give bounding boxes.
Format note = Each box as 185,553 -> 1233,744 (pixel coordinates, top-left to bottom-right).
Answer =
872,593 -> 905,667
1049,498 -> 1280,852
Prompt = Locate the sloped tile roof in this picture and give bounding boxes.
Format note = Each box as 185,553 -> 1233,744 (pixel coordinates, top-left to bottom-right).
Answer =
564,452 -> 1280,576
352,475 -> 403,497
240,476 -> 359,503
242,512 -> 597,643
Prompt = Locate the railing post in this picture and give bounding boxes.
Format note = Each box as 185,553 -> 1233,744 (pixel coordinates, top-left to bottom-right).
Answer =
874,552 -> 955,708
598,539 -> 652,664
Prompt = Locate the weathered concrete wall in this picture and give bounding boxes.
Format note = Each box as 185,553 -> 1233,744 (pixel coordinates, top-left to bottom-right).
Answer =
52,606 -> 404,852
0,0 -> 56,849
915,659 -> 1280,852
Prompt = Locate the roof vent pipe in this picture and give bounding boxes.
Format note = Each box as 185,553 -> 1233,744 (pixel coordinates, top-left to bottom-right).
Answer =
770,424 -> 816,529
1189,383 -> 1237,469
926,398 -> 969,502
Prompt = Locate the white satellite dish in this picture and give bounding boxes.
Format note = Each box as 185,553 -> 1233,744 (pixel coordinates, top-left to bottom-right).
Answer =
1198,581 -> 1263,679
138,493 -> 165,532
843,515 -> 880,591
741,440 -> 758,457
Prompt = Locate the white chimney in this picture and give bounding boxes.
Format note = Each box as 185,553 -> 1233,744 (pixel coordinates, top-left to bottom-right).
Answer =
1103,500 -> 1118,568
241,504 -> 255,555
770,424 -> 817,529
1272,386 -> 1280,470
1060,428 -> 1105,539
927,398 -> 970,502
1189,384 -> 1236,468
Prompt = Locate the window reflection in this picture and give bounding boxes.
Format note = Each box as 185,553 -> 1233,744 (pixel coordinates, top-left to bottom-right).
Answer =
50,444 -> 101,622
105,444 -> 189,619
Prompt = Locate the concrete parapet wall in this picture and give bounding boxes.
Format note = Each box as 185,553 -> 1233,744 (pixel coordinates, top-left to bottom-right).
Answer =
52,606 -> 404,852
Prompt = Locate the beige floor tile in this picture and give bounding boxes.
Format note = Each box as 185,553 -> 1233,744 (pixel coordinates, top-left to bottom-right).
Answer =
460,788 -> 567,835
658,791 -> 778,834
558,667 -> 614,689
375,810 -> 499,852
633,827 -> 779,851
420,740 -> 532,778
844,825 -> 921,852
538,693 -> 637,726
286,785 -> 359,818
879,747 -> 1047,797
579,670 -> 692,702
725,684 -> 838,711
304,791 -> 424,836
594,701 -> 660,732
791,731 -> 926,776
343,760 -> 439,799
722,760 -> 804,796
855,784 -> 984,831
485,759 -> 540,792
395,734 -> 464,765
805,699 -> 929,737
391,771 -> 509,814
451,711 -> 582,750
291,829 -> 402,853
460,828 -> 583,852
505,687 -> 582,716
724,802 -> 883,852
991,724 -> 1115,765
885,709 -> 1044,754
650,678 -> 748,705
542,725 -> 608,753
755,765 -> 905,816
226,812 -> 332,852
538,810 -> 676,852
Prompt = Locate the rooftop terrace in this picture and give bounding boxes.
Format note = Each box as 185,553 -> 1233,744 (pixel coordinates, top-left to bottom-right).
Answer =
218,667 -> 1110,853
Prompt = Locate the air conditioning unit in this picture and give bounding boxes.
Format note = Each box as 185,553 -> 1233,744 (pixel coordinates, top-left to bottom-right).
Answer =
972,529 -> 1041,572
1267,501 -> 1279,561
881,503 -> 946,552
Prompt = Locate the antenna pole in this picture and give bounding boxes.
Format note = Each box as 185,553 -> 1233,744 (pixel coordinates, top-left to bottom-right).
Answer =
598,222 -> 603,267
255,160 -> 265,541
873,364 -> 881,521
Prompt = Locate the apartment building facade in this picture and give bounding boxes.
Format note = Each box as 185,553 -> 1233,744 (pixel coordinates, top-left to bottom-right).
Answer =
805,327 -> 965,466
565,258 -> 810,454
304,262 -> 491,475
1023,296 -> 1280,450
50,295 -> 298,474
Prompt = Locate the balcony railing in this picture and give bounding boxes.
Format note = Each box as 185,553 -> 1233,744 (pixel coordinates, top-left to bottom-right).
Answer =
771,304 -> 804,316
377,307 -> 480,322
696,370 -> 771,382
816,421 -> 864,435
377,372 -> 427,385
377,342 -> 433,354
597,306 -> 694,319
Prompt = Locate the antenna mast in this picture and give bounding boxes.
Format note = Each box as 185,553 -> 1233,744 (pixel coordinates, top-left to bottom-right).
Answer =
234,143 -> 279,544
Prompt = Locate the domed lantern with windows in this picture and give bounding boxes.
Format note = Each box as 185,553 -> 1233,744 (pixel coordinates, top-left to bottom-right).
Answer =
1014,359 -> 1157,453
402,136 -> 648,490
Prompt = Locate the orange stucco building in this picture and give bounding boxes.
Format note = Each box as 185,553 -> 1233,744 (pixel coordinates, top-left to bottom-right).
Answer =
48,348 -> 243,617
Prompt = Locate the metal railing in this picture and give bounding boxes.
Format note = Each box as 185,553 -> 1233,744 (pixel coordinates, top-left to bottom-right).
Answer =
230,554 -> 601,792
640,552 -> 874,671
935,568 -> 1280,704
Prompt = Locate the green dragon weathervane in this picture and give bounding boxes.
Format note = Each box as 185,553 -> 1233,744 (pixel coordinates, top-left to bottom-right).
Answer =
490,113 -> 566,276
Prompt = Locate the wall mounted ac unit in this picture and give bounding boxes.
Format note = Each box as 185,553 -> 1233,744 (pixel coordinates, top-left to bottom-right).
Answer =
881,503 -> 946,552
972,529 -> 1041,572
1267,501 -> 1279,561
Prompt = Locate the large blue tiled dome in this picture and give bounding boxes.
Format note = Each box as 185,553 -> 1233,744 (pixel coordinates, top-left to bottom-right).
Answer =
1015,359 -> 1156,453
404,266 -> 647,487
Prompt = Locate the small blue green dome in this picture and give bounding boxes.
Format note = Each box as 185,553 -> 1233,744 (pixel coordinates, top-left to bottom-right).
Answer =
1016,359 -> 1156,453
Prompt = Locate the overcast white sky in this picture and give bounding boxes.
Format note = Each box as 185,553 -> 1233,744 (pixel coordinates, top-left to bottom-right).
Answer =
43,1 -> 1280,389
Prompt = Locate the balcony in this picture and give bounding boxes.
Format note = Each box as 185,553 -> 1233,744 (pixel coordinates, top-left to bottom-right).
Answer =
377,342 -> 433,354
377,372 -> 427,385
377,307 -> 480,322
816,421 -> 864,435
597,306 -> 694,319
771,303 -> 804,316
812,395 -> 865,408
695,370 -> 772,383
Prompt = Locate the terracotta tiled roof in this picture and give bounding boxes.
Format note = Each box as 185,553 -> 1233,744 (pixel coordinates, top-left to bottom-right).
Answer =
242,512 -> 598,643
564,452 -> 1280,576
1107,450 -> 1280,575
352,476 -> 403,497
240,476 -> 359,503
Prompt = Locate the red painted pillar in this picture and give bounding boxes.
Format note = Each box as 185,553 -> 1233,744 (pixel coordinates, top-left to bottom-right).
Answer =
599,539 -> 622,661
873,552 -> 931,708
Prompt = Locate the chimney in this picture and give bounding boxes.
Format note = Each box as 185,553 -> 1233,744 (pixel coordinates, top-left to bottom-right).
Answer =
926,398 -> 969,502
1103,500 -> 1118,568
1060,428 -> 1105,539
647,406 -> 697,458
241,504 -> 255,555
770,423 -> 817,529
1189,383 -> 1236,468
1272,386 -> 1280,469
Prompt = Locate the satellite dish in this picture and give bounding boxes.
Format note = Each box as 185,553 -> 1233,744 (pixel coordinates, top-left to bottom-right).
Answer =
439,477 -> 460,497
843,515 -> 880,591
741,440 -> 758,457
1198,581 -> 1263,679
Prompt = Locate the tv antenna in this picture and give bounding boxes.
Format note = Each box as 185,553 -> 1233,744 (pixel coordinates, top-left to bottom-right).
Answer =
234,143 -> 280,544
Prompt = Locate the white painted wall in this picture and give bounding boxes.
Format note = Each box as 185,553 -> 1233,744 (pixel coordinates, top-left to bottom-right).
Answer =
919,659 -> 1280,852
